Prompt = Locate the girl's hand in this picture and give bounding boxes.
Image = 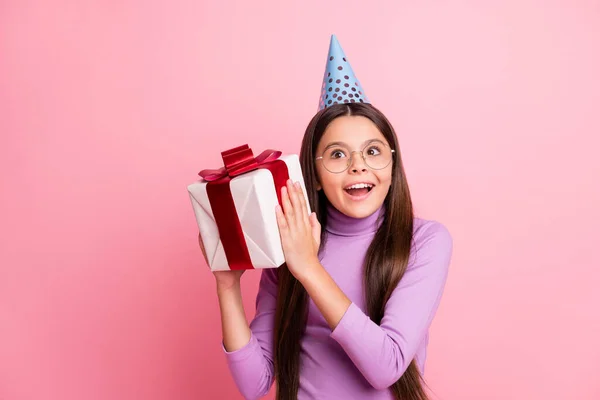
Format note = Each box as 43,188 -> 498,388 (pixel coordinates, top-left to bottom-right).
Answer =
275,179 -> 321,279
198,233 -> 245,292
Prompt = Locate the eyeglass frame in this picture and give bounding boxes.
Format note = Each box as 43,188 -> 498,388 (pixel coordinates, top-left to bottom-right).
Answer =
314,140 -> 395,174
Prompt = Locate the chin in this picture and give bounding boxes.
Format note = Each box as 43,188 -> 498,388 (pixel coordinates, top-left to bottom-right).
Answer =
337,199 -> 382,219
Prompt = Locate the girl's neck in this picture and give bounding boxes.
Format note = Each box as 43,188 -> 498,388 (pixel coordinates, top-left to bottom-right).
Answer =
324,203 -> 385,237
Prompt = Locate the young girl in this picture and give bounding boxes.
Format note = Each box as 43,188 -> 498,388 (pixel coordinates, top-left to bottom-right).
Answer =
199,36 -> 453,400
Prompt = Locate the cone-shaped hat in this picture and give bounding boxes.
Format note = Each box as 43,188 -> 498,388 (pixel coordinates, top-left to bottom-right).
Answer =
318,35 -> 369,110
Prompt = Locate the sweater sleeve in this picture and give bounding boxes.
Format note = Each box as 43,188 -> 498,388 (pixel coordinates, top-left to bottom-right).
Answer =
222,268 -> 278,400
330,221 -> 453,390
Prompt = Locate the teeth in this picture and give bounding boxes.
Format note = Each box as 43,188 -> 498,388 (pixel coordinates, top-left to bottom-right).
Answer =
346,183 -> 373,190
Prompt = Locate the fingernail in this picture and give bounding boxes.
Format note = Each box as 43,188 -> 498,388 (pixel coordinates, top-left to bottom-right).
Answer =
294,181 -> 300,189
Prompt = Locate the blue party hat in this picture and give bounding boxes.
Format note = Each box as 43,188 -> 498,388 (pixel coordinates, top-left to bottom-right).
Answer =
318,35 -> 369,110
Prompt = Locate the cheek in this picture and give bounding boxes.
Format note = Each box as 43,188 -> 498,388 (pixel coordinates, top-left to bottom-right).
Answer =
320,174 -> 337,191
317,170 -> 343,193
376,169 -> 393,187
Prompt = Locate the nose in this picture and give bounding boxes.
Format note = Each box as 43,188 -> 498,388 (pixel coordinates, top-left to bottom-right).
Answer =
349,151 -> 367,173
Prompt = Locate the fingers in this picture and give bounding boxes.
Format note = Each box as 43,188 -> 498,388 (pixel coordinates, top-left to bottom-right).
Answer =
309,212 -> 321,246
278,180 -> 311,233
275,204 -> 288,232
294,181 -> 310,224
281,185 -> 295,226
286,180 -> 305,224
309,212 -> 320,231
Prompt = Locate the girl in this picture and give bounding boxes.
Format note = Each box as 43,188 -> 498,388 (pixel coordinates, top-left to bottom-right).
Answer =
199,37 -> 453,400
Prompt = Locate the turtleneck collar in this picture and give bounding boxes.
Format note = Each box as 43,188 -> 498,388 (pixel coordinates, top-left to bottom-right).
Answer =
324,203 -> 385,237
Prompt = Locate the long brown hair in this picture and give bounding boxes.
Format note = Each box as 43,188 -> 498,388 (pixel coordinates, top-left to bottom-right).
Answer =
273,103 -> 428,399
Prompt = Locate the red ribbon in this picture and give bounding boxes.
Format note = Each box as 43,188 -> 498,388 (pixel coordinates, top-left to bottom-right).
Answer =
199,145 -> 283,181
199,144 -> 290,270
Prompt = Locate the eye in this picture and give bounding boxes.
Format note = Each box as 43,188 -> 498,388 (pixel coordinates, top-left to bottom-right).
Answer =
329,149 -> 347,159
365,145 -> 382,156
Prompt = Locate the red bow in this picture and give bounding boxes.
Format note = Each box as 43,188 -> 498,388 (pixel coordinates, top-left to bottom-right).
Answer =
199,144 -> 283,181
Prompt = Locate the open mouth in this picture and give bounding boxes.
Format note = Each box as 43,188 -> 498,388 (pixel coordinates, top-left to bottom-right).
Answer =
344,183 -> 374,197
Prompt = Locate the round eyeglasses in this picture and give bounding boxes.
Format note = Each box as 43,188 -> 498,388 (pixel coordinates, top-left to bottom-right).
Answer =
315,141 -> 395,174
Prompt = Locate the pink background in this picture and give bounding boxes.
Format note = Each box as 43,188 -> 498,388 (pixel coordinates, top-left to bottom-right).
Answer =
2,1 -> 599,399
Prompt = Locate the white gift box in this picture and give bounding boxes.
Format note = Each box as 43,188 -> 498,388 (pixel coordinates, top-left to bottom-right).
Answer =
188,153 -> 311,271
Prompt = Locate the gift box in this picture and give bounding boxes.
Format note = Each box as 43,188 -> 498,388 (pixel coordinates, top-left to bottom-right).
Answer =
188,144 -> 311,271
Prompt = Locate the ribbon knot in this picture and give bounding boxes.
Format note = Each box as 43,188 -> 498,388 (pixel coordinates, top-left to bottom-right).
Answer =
222,145 -> 258,177
199,144 -> 282,181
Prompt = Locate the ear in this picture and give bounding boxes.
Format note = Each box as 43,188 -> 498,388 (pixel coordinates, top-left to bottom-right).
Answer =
314,165 -> 324,191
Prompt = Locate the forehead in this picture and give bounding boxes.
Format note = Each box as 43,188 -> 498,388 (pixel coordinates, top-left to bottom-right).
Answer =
318,115 -> 387,149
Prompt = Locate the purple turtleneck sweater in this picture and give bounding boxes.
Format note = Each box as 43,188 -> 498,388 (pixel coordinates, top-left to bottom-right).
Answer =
223,205 -> 453,399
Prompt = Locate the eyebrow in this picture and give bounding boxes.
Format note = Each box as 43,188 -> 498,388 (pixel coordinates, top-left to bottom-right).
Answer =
323,138 -> 386,149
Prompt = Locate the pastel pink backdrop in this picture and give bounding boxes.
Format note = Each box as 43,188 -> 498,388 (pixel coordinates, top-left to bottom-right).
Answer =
1,1 -> 599,399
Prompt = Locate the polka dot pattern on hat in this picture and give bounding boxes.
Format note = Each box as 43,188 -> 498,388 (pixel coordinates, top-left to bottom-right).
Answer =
318,35 -> 369,110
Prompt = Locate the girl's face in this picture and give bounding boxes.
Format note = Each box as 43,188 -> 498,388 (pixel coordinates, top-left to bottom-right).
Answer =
315,115 -> 393,219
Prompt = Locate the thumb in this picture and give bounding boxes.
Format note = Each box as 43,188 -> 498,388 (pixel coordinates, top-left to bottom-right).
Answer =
309,212 -> 321,245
